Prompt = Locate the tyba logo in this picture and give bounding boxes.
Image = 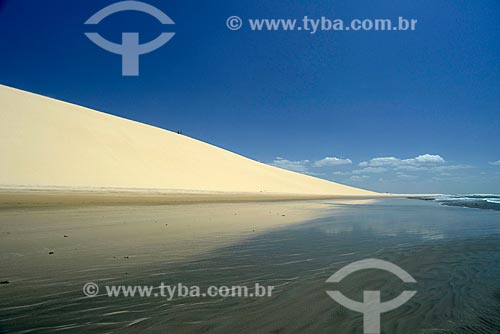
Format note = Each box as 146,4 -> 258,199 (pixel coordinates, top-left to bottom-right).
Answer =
325,259 -> 417,334
84,1 -> 175,76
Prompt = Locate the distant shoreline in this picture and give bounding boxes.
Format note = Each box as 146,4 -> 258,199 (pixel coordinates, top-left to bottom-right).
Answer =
0,187 -> 396,209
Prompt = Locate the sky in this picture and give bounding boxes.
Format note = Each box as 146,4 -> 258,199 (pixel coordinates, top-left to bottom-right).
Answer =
0,0 -> 499,194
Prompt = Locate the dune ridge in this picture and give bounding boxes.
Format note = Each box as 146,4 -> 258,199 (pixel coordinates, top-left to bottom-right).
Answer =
0,84 -> 377,197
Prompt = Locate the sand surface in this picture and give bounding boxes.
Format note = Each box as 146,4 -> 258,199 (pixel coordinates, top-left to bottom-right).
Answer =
0,188 -> 383,209
3,199 -> 500,334
0,84 -> 376,197
0,201 -> 334,280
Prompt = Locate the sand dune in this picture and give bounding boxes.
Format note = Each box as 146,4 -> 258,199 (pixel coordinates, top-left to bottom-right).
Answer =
0,85 -> 376,197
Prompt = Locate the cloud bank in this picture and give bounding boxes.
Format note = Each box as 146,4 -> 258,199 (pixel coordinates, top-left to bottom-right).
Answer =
313,157 -> 352,167
359,154 -> 445,168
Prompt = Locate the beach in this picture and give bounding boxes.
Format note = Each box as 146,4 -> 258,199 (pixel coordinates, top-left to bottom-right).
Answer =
2,198 -> 500,333
0,188 -> 384,209
0,199 -> 332,278
1,0 -> 498,332
0,84 -> 392,333
0,86 -> 498,334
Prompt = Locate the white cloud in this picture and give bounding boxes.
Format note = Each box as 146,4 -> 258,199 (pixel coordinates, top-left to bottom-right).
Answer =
394,165 -> 426,171
360,157 -> 400,167
269,154 -> 468,184
413,154 -> 445,164
313,157 -> 352,167
333,171 -> 351,176
269,155 -> 353,174
352,167 -> 387,174
490,160 -> 500,166
359,154 -> 445,168
396,172 -> 417,180
269,157 -> 309,173
430,164 -> 473,172
353,154 -> 475,183
350,175 -> 369,181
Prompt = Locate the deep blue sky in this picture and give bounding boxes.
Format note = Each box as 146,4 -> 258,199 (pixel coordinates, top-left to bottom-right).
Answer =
1,0 -> 499,193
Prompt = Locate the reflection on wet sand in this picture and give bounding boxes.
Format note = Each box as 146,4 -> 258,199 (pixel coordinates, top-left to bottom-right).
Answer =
2,199 -> 500,333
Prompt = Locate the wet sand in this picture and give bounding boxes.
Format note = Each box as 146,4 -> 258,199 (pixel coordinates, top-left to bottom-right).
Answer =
0,200 -> 336,279
0,189 -> 386,209
2,199 -> 500,333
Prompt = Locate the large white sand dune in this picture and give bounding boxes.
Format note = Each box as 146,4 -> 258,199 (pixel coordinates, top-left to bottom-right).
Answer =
0,85 -> 376,196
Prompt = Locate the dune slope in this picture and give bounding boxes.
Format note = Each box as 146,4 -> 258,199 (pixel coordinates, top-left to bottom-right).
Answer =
0,85 -> 376,196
